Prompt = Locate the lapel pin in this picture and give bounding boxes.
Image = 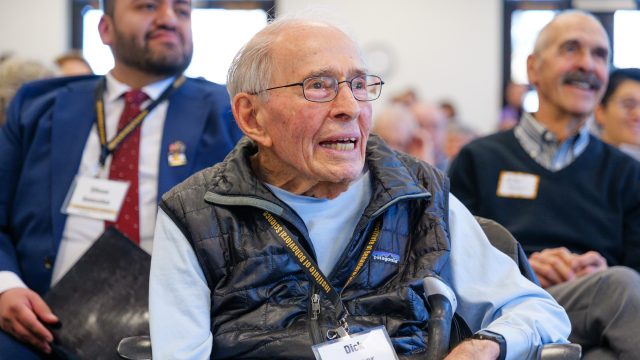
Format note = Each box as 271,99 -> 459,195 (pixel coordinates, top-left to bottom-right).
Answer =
168,141 -> 187,167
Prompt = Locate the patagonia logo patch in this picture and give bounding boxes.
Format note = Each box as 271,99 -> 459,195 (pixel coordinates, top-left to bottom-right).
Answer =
371,251 -> 400,264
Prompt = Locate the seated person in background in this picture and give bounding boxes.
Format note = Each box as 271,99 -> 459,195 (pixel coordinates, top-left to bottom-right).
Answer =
0,0 -> 241,358
0,56 -> 53,126
498,81 -> 528,131
390,88 -> 418,107
445,122 -> 477,163
149,16 -> 569,360
372,104 -> 435,164
594,67 -> 640,161
449,10 -> 640,359
438,99 -> 458,123
411,101 -> 449,170
54,50 -> 93,76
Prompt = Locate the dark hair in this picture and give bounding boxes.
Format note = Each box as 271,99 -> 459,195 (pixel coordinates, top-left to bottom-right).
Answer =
101,0 -> 114,17
601,68 -> 640,105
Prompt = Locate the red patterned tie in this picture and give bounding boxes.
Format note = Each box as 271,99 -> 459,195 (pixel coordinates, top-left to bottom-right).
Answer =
106,90 -> 149,244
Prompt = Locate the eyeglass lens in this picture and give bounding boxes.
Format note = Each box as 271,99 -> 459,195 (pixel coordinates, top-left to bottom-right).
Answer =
302,75 -> 382,102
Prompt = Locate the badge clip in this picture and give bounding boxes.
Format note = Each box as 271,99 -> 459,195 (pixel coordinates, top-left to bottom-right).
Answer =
327,317 -> 350,340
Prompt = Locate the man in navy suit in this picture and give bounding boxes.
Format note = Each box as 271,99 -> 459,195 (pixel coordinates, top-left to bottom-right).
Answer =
0,0 -> 241,357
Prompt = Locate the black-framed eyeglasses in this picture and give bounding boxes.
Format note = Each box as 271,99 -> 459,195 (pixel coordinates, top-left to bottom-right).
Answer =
252,74 -> 384,103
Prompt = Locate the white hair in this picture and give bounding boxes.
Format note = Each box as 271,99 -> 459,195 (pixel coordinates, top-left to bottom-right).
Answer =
226,12 -> 363,101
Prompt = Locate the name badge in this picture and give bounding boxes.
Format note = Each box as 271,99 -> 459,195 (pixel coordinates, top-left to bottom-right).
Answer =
496,171 -> 540,199
312,326 -> 398,360
62,176 -> 129,221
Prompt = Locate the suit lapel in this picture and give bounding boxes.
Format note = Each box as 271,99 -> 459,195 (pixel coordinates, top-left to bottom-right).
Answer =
158,80 -> 208,199
50,80 -> 99,245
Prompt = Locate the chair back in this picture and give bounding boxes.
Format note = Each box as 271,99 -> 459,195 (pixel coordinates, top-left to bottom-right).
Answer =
475,216 -> 540,286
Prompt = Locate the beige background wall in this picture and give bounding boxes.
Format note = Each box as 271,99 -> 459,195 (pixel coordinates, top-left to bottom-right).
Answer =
0,0 -> 503,133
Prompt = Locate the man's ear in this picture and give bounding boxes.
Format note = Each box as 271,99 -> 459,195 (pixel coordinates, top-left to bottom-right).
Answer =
526,54 -> 538,87
594,104 -> 606,127
98,15 -> 114,46
232,93 -> 273,147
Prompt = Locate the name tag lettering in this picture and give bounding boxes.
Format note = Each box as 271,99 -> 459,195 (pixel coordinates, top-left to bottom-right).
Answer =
312,326 -> 398,360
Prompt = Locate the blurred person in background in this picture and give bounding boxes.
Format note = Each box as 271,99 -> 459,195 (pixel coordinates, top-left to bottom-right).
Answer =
372,104 -> 435,164
0,56 -> 53,126
498,81 -> 528,131
445,122 -> 477,162
54,50 -> 94,76
390,88 -> 418,107
438,99 -> 458,123
594,68 -> 640,161
411,101 -> 449,170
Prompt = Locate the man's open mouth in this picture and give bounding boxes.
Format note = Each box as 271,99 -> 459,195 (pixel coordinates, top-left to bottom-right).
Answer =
319,137 -> 357,151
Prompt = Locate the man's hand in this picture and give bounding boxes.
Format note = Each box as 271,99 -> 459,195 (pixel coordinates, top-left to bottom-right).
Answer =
529,248 -> 609,288
444,339 -> 500,360
0,288 -> 58,354
573,251 -> 607,277
529,247 -> 576,288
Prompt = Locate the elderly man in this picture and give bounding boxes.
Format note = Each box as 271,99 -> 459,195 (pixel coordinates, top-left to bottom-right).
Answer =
595,68 -> 640,161
372,104 -> 435,164
449,11 -> 640,359
149,17 -> 570,360
0,0 -> 240,357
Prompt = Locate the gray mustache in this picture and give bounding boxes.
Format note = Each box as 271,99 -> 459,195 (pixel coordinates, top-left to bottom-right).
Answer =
562,72 -> 602,90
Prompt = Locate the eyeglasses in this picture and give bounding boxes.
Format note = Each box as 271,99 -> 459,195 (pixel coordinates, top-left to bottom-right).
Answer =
613,97 -> 640,114
253,74 -> 384,103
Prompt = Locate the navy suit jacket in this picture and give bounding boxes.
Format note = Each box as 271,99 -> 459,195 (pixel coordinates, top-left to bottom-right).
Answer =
0,75 -> 243,295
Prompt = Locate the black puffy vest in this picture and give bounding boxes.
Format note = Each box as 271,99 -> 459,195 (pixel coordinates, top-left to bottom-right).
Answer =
160,135 -> 451,359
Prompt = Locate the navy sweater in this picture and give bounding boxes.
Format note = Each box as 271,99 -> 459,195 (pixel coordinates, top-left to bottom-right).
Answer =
448,130 -> 640,271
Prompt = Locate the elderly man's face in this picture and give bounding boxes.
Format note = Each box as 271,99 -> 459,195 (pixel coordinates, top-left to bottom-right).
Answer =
528,14 -> 609,118
255,25 -> 372,185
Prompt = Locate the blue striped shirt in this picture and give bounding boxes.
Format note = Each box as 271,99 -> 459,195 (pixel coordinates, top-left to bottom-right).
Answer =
514,113 -> 590,171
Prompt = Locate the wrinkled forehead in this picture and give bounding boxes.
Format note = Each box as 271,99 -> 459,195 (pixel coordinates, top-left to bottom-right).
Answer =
543,14 -> 609,52
270,24 -> 368,82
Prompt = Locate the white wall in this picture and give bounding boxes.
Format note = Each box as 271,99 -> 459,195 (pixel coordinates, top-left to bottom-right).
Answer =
277,0 -> 503,133
0,0 -> 68,67
0,0 -> 502,133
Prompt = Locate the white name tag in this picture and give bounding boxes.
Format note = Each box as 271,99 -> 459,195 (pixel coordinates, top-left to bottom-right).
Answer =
312,326 -> 398,360
62,176 -> 129,222
496,171 -> 540,199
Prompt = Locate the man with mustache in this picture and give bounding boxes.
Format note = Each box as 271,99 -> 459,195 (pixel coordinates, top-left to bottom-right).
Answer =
0,0 -> 241,358
449,10 -> 640,359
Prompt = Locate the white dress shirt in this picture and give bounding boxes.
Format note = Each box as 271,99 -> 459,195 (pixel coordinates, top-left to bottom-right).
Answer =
0,73 -> 173,292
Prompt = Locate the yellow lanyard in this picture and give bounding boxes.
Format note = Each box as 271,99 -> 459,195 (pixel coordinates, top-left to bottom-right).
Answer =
94,75 -> 186,166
